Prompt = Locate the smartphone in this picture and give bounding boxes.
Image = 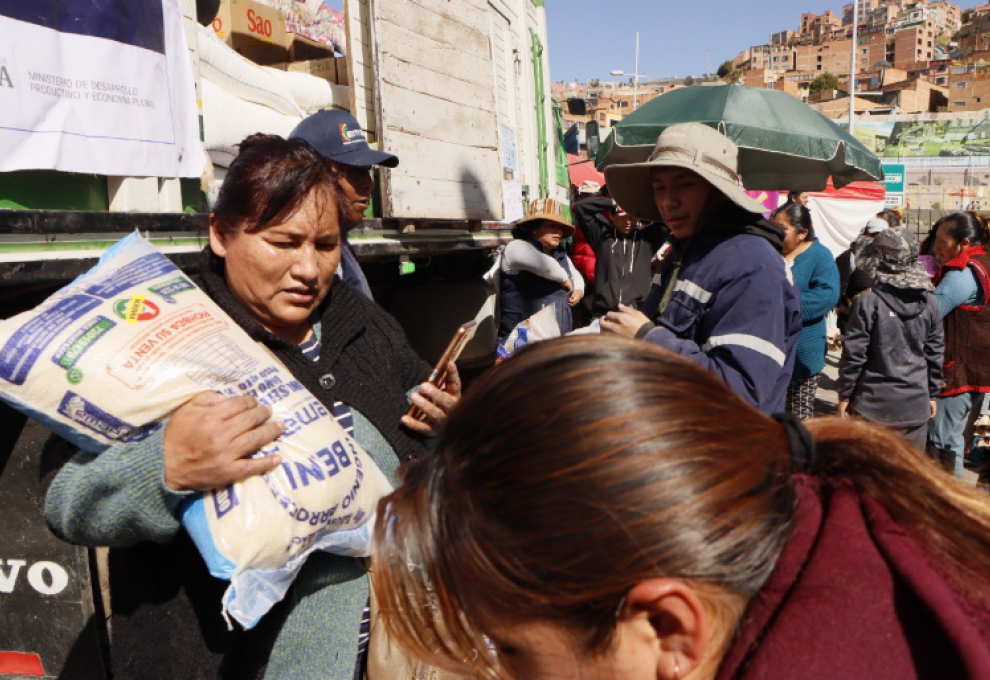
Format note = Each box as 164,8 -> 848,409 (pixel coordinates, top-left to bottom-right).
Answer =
406,320 -> 479,421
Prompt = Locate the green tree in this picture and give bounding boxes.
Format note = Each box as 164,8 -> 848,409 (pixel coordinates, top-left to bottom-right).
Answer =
717,60 -> 733,78
684,75 -> 696,86
810,71 -> 841,93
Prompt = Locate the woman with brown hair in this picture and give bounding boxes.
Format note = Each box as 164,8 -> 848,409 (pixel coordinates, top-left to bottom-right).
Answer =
372,336 -> 990,680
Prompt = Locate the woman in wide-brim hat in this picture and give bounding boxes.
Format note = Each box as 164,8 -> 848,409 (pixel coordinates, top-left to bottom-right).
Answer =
498,198 -> 584,343
599,122 -> 803,414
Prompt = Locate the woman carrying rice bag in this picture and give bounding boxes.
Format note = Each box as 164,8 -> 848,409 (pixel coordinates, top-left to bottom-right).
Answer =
43,134 -> 459,680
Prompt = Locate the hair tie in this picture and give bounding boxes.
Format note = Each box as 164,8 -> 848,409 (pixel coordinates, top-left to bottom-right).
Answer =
772,413 -> 817,471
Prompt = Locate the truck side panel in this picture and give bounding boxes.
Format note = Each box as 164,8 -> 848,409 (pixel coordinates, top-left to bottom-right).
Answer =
374,0 -> 504,221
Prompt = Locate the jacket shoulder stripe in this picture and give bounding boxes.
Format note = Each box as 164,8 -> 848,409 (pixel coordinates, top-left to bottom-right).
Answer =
673,279 -> 713,304
702,333 -> 787,367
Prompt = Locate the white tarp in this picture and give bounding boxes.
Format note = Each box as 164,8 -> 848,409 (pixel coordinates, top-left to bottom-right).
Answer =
0,0 -> 204,178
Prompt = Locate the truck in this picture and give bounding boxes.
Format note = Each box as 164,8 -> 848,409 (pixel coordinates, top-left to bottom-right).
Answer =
0,0 -> 571,675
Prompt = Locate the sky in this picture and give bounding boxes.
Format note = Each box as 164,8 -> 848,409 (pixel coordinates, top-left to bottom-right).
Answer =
546,0 -> 983,84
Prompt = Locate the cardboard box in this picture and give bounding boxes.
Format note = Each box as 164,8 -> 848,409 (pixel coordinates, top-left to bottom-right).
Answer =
210,0 -> 288,65
287,58 -> 337,83
335,56 -> 349,86
286,33 -> 336,62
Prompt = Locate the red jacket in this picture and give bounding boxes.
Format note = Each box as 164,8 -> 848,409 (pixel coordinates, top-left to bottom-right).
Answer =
717,476 -> 990,680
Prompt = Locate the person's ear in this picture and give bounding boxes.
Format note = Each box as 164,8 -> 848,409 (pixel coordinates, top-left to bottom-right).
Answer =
961,237 -> 973,250
618,579 -> 711,680
208,214 -> 228,259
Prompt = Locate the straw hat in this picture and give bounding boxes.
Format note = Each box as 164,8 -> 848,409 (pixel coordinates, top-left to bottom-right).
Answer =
604,123 -> 767,222
512,198 -> 575,238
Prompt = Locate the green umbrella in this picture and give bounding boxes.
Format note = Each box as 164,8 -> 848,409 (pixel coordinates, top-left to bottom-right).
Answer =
596,84 -> 883,191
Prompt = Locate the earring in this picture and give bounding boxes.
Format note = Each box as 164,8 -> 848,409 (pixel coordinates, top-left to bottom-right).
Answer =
673,659 -> 681,680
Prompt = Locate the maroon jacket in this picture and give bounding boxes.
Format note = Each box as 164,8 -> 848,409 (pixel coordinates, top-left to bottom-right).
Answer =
717,476 -> 990,679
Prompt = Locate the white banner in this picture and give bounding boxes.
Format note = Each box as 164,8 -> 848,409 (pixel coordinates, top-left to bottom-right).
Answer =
0,0 -> 204,178
808,196 -> 886,257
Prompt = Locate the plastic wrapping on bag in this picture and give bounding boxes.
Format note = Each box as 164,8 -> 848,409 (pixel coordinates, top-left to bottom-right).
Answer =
0,233 -> 392,629
496,306 -> 561,363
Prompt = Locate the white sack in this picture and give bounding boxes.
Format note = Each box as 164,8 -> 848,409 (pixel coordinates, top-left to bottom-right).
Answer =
262,67 -> 350,114
197,26 -> 303,118
202,78 -> 302,168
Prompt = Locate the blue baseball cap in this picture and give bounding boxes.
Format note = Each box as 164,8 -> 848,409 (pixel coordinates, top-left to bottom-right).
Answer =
289,110 -> 399,168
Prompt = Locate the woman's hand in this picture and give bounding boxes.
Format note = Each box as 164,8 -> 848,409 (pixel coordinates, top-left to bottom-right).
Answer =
402,362 -> 462,437
930,400 -> 938,419
163,392 -> 284,492
837,401 -> 850,418
600,304 -> 652,339
561,278 -> 574,293
568,289 -> 584,307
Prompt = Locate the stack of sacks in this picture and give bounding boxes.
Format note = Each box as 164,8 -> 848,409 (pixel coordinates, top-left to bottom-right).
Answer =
198,26 -> 350,168
262,67 -> 349,114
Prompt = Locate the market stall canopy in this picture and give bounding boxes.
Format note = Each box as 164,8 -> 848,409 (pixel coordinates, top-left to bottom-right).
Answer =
596,85 -> 884,192
567,154 -> 605,188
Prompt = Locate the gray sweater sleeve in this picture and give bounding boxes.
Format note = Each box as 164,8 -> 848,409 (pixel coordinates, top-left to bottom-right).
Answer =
44,426 -> 194,547
837,293 -> 875,401
501,240 -> 569,284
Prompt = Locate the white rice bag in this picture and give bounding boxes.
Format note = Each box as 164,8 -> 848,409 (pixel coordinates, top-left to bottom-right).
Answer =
0,232 -> 392,629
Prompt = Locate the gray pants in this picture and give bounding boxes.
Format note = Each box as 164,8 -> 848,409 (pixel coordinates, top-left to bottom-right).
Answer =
929,392 -> 990,478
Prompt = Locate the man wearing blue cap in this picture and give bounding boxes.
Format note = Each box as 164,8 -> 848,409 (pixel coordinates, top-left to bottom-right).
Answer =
290,110 -> 399,300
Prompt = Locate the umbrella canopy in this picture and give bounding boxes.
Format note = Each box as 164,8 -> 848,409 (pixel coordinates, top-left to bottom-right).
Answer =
567,153 -> 605,188
596,85 -> 884,192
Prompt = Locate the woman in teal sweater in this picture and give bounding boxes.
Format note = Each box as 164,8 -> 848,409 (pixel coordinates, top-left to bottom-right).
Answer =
773,203 -> 840,419
43,135 -> 459,679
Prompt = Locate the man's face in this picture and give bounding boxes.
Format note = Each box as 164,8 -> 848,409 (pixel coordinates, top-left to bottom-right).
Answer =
650,167 -> 721,239
331,162 -> 375,226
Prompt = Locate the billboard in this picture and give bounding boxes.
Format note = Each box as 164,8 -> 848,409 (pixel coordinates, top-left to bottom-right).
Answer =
846,117 -> 990,158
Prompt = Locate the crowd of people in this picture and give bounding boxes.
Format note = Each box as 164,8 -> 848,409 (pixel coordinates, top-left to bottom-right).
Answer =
33,113 -> 990,679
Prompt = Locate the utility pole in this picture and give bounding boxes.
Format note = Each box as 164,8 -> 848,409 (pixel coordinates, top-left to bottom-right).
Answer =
849,0 -> 859,133
634,31 -> 640,111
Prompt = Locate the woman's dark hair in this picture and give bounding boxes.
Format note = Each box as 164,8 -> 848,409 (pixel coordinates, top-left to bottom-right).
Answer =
772,202 -> 815,240
212,133 -> 347,236
927,211 -> 990,250
372,336 -> 990,677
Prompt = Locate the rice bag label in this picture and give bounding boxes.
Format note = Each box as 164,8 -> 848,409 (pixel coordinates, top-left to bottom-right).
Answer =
83,253 -> 179,299
57,391 -> 160,443
114,295 -> 160,324
107,304 -> 229,389
0,233 -> 393,630
52,316 -> 116,383
149,276 -> 195,304
0,295 -> 103,385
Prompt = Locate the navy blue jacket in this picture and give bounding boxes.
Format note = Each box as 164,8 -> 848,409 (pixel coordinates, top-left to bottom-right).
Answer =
638,206 -> 802,414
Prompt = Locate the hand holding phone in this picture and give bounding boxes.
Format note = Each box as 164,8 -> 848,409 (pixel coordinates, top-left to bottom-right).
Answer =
405,321 -> 478,423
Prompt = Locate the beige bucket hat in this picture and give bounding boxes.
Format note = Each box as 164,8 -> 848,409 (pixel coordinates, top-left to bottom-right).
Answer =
604,122 -> 768,222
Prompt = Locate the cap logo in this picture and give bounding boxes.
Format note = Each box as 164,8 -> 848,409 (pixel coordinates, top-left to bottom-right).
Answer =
339,123 -> 366,145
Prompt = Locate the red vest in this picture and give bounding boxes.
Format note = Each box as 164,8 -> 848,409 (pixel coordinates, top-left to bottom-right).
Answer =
937,247 -> 990,397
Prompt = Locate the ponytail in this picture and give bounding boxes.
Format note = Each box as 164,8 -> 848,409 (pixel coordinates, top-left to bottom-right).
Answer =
807,418 -> 990,606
